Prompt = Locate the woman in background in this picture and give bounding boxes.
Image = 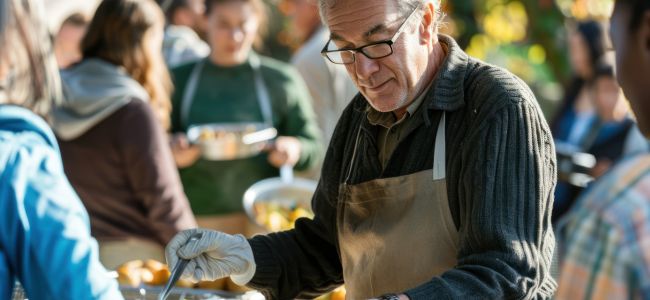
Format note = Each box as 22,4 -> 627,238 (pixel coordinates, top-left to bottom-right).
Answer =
51,0 -> 196,269
0,0 -> 121,298
552,21 -> 648,223
550,20 -> 606,222
170,0 -> 321,235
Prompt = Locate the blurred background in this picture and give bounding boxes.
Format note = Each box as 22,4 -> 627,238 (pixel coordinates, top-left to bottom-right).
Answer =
44,0 -> 615,121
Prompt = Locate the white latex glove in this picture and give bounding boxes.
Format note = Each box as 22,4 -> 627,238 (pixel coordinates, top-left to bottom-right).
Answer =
165,228 -> 256,285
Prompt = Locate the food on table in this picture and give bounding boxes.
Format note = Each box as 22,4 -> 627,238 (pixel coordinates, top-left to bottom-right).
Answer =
115,259 -> 246,292
330,286 -> 346,300
116,260 -> 144,287
314,286 -> 346,300
225,277 -> 252,293
175,278 -> 195,288
196,278 -> 227,290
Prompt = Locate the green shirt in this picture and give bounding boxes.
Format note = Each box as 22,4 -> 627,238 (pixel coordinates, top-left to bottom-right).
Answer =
171,54 -> 322,215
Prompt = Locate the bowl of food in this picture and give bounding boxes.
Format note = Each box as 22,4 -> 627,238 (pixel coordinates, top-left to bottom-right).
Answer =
243,174 -> 317,232
187,123 -> 277,161
113,259 -> 264,300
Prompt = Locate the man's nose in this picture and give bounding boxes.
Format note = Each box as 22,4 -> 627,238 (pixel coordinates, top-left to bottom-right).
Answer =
354,53 -> 379,80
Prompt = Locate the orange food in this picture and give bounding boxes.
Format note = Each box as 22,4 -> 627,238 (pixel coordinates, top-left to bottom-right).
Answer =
225,277 -> 251,293
116,266 -> 142,287
330,286 -> 346,300
144,259 -> 166,272
149,268 -> 171,286
197,278 -> 227,290
176,278 -> 195,288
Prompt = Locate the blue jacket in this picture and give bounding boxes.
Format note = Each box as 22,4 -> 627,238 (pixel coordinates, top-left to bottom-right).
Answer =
0,105 -> 122,299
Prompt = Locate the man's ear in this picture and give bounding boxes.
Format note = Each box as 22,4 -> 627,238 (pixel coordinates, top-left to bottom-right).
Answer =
419,1 -> 437,44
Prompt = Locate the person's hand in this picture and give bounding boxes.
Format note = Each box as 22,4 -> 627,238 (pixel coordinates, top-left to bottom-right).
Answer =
267,136 -> 302,168
165,228 -> 256,284
170,133 -> 201,168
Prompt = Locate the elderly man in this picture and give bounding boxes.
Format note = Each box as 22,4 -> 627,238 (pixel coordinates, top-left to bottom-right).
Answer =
556,0 -> 650,299
165,0 -> 557,299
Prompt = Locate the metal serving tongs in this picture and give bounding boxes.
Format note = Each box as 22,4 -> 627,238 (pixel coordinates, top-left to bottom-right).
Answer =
158,232 -> 204,300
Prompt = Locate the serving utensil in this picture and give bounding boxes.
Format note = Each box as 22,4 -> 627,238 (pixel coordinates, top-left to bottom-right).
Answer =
158,232 -> 203,300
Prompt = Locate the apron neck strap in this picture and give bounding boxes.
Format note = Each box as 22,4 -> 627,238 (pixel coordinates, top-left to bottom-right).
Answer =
180,60 -> 205,128
344,111 -> 447,183
180,55 -> 274,129
433,112 -> 446,180
249,54 -> 274,127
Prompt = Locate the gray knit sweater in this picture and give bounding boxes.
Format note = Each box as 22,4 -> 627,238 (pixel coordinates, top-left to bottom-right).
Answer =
248,35 -> 557,299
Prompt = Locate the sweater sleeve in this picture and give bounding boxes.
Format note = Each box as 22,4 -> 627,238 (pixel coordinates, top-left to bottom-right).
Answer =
119,100 -> 197,244
276,67 -> 323,172
1,134 -> 123,300
406,89 -> 557,299
245,100 -> 358,299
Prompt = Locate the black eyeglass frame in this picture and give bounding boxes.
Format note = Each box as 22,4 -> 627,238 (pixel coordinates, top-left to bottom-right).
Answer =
320,3 -> 423,65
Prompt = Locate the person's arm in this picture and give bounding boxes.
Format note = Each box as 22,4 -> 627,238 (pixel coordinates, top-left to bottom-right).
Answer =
119,100 -> 197,244
406,83 -> 557,299
1,137 -> 123,300
244,100 -> 360,299
555,210 -> 633,299
275,67 -> 323,171
169,64 -> 202,168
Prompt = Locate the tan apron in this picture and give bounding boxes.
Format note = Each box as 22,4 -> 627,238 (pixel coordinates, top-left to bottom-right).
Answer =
337,113 -> 459,299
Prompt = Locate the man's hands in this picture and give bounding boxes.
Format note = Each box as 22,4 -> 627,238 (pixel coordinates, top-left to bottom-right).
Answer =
165,229 -> 256,284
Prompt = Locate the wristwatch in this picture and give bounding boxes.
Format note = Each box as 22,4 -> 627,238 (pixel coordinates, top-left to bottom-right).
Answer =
378,294 -> 400,300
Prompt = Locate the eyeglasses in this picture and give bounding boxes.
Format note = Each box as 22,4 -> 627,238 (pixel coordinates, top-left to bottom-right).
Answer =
320,4 -> 422,65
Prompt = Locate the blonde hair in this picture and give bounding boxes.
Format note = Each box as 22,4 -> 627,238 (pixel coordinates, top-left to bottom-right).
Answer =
0,0 -> 62,118
82,0 -> 173,129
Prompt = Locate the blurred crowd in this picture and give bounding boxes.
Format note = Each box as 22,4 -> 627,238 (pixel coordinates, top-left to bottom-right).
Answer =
2,0 -> 650,298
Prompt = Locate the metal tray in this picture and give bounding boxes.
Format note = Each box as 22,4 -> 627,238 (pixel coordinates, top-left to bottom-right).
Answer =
187,123 -> 276,161
11,281 -> 264,300
120,285 -> 264,300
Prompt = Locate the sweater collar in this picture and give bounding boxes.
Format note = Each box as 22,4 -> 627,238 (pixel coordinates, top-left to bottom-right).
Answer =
425,35 -> 469,112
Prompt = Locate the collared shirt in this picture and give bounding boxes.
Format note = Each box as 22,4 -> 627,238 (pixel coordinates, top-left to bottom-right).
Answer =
367,82 -> 431,169
556,154 -> 650,300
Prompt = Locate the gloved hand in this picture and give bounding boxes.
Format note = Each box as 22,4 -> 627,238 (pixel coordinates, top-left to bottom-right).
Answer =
165,228 -> 256,285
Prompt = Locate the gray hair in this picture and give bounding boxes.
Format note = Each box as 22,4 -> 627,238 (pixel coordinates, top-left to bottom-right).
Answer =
0,0 -> 62,117
319,0 -> 444,29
